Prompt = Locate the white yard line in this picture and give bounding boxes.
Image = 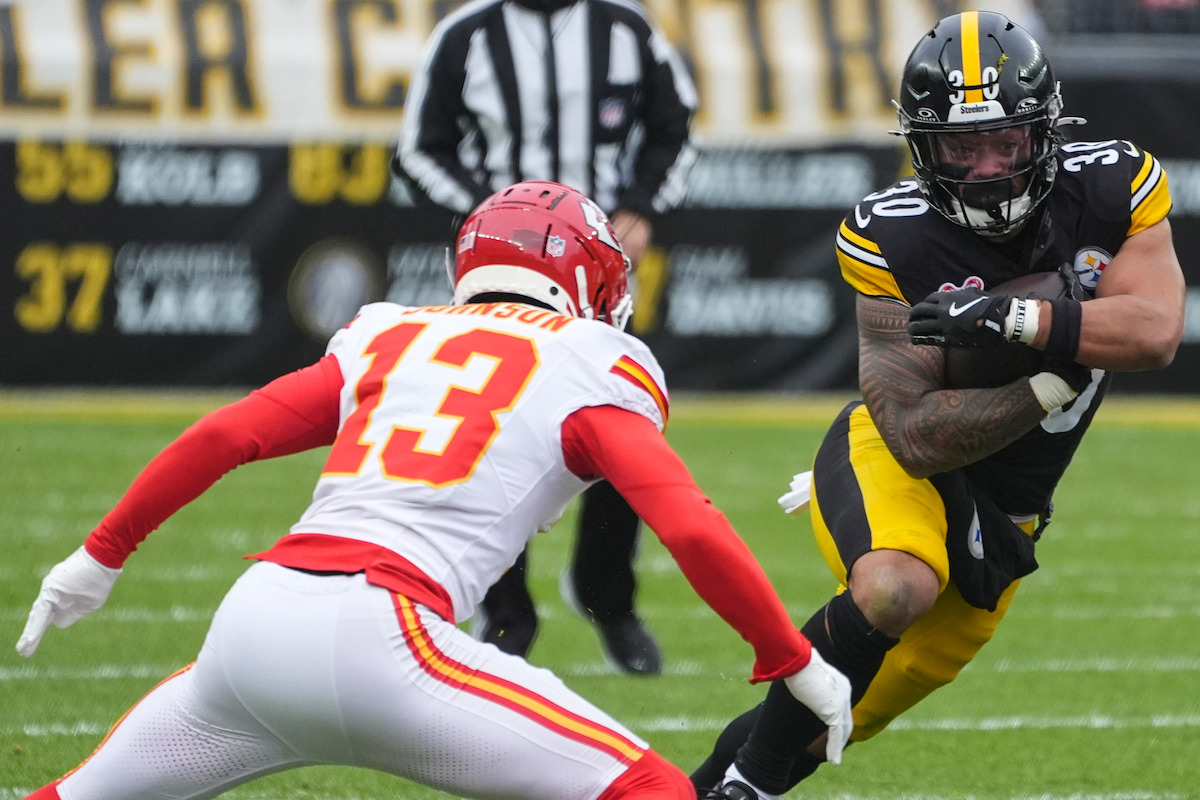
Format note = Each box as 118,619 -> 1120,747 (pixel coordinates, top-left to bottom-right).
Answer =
0,606 -> 215,623
0,664 -> 180,680
8,712 -> 1200,740
987,655 -> 1200,672
628,713 -> 1200,734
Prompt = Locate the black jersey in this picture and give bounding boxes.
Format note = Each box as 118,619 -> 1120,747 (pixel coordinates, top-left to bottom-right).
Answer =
834,140 -> 1173,516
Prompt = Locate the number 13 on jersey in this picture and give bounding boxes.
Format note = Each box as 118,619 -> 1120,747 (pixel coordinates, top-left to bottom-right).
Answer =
323,322 -> 541,487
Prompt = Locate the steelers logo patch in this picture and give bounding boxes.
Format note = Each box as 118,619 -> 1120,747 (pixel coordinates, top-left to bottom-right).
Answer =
1072,247 -> 1112,290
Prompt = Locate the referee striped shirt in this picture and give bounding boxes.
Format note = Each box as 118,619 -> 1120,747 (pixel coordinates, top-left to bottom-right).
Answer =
394,0 -> 697,217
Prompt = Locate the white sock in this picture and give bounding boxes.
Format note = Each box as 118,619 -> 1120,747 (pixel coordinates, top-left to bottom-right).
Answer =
722,764 -> 781,800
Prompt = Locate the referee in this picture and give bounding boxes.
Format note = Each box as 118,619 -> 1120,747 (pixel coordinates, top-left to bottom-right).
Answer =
394,0 -> 697,674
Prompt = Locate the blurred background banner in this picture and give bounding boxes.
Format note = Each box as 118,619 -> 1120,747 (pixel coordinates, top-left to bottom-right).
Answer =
2,0 -> 1198,391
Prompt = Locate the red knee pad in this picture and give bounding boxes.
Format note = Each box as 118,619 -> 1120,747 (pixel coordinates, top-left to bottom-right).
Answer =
597,749 -> 694,799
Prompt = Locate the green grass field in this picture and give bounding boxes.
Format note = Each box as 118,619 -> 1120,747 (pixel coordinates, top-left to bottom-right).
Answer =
3,390 -> 1200,799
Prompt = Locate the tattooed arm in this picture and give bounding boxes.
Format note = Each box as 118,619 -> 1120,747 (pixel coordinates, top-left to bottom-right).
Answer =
857,295 -> 1049,479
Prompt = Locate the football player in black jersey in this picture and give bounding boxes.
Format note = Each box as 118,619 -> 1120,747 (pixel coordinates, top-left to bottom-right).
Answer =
694,11 -> 1186,800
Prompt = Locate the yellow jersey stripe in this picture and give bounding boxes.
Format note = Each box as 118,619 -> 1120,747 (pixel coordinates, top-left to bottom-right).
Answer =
1130,150 -> 1172,235
835,222 -> 904,301
838,220 -> 881,256
611,356 -> 669,424
837,250 -> 905,301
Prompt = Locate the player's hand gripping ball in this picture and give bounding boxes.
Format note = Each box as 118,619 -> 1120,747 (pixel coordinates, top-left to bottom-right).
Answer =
936,270 -> 1073,389
907,287 -> 1012,348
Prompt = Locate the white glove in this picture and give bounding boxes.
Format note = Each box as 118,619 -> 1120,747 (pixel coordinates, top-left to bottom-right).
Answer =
777,471 -> 812,514
16,546 -> 123,658
782,646 -> 853,765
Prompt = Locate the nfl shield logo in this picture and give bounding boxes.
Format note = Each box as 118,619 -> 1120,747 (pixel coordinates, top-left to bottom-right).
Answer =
547,235 -> 566,257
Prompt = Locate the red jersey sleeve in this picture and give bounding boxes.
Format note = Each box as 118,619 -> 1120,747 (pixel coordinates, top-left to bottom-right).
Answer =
84,356 -> 344,568
561,404 -> 811,682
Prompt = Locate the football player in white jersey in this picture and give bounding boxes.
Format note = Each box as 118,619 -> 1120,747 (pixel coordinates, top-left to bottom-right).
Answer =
15,180 -> 852,800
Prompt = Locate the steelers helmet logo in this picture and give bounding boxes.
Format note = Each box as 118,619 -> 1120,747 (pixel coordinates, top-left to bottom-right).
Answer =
1073,247 -> 1112,290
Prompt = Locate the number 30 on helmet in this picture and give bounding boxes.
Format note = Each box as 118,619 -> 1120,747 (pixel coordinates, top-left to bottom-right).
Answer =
452,181 -> 634,329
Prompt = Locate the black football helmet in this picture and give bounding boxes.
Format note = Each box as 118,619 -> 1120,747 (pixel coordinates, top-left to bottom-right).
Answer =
896,11 -> 1065,237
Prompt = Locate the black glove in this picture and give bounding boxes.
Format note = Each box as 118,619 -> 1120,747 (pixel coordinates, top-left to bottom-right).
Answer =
907,287 -> 1013,347
1042,358 -> 1092,395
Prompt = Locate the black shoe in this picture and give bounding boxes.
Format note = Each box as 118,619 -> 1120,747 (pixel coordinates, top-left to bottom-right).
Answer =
559,571 -> 662,675
596,615 -> 662,675
475,607 -> 538,657
700,780 -> 761,800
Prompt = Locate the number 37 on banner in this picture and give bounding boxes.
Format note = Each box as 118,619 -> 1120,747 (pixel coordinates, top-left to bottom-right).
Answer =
14,243 -> 113,335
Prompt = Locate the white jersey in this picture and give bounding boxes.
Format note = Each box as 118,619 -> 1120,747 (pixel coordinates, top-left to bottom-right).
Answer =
289,301 -> 669,623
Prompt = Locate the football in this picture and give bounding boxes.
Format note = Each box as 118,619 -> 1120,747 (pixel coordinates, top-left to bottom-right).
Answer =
942,270 -> 1071,390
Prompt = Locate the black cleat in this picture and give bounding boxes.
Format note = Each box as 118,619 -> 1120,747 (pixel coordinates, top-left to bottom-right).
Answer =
560,570 -> 662,675
596,615 -> 662,675
700,780 -> 761,800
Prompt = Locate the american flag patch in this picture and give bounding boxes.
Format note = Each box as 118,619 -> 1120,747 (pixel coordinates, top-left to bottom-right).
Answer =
458,231 -> 476,253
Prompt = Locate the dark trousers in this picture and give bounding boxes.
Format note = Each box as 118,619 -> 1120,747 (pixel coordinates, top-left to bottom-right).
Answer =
482,480 -> 641,631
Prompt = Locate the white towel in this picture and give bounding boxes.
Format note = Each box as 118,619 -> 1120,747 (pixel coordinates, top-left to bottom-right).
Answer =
777,470 -> 813,514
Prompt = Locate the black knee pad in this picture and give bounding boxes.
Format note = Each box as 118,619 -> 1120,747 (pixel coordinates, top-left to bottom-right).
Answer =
803,591 -> 899,703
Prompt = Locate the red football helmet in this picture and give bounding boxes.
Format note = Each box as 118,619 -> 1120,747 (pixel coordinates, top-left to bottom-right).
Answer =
452,181 -> 633,329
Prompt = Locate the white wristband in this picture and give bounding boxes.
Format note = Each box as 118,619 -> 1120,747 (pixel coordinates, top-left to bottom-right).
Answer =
1003,298 -> 1041,344
1029,371 -> 1078,412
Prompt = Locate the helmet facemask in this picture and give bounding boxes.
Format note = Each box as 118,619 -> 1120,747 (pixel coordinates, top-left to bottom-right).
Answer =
904,110 -> 1062,237
570,254 -> 634,330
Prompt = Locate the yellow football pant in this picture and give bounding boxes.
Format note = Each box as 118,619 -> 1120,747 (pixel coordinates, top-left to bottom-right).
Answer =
810,403 -> 1033,741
